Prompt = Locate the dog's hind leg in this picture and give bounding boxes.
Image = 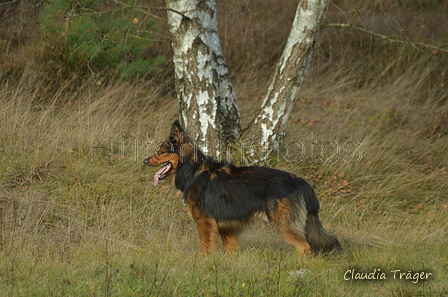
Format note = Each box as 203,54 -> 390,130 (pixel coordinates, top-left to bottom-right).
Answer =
196,216 -> 219,255
219,229 -> 239,253
279,227 -> 312,257
269,198 -> 312,257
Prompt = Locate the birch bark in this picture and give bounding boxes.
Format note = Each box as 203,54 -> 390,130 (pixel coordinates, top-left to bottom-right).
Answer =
242,0 -> 328,152
166,0 -> 328,160
165,0 -> 240,155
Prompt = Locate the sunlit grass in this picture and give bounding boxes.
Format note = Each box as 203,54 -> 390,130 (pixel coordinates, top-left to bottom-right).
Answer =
0,65 -> 447,296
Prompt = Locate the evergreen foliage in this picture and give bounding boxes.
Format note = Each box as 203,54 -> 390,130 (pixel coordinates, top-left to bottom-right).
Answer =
38,0 -> 167,80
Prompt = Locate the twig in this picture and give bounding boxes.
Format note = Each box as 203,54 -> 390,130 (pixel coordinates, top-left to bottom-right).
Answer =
111,0 -> 187,23
325,23 -> 448,54
40,4 -> 179,25
0,0 -> 19,8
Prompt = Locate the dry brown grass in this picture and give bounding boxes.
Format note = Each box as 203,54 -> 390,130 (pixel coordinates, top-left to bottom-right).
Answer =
1,0 -> 447,296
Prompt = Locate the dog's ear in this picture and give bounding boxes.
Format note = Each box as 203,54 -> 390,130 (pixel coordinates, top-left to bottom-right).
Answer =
169,120 -> 191,143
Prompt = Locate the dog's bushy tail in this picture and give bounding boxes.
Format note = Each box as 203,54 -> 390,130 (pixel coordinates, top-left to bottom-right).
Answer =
305,214 -> 341,254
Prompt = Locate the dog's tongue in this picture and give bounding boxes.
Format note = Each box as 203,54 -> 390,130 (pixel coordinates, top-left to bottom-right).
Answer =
154,164 -> 168,186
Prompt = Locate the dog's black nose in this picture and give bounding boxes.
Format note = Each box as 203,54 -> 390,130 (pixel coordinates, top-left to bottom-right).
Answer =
143,158 -> 149,165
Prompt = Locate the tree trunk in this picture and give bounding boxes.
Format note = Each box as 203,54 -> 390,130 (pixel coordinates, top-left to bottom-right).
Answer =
166,0 -> 327,161
242,0 -> 328,152
165,0 -> 241,155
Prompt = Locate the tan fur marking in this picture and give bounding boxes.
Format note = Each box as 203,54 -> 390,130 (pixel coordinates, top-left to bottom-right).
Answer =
194,165 -> 214,179
147,152 -> 179,167
196,216 -> 220,255
145,149 -> 180,179
282,230 -> 312,257
221,165 -> 232,174
269,198 -> 312,257
187,197 -> 219,254
220,230 -> 239,253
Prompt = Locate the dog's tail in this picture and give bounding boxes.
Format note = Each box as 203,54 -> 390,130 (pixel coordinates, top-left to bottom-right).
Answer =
305,214 -> 341,254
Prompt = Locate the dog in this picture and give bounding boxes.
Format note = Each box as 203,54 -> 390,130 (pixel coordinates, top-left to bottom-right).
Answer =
144,120 -> 341,257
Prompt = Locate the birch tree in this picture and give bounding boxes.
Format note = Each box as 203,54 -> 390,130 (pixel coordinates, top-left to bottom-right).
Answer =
166,0 -> 328,156
165,0 -> 241,155
243,0 -> 328,151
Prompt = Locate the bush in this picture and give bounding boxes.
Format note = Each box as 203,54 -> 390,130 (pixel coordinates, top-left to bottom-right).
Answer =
38,0 -> 167,81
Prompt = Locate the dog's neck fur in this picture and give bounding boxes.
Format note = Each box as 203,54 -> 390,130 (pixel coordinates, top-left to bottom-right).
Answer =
174,148 -> 220,192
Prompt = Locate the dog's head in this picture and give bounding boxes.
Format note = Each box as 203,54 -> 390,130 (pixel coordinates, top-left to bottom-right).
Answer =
143,120 -> 193,186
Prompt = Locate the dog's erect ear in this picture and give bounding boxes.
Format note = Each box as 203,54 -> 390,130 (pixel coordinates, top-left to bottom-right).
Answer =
169,120 -> 191,143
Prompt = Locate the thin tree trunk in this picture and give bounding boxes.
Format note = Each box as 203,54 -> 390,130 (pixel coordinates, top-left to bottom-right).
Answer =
242,0 -> 328,152
165,0 -> 241,155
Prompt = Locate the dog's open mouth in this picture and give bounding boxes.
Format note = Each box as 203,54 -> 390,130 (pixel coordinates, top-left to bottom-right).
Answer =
154,162 -> 172,186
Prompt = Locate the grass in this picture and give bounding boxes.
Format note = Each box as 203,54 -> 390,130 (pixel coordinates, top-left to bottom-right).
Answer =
0,66 -> 447,296
1,0 -> 448,296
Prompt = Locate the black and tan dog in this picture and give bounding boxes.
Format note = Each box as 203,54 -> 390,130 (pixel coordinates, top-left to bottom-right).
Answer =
144,120 -> 341,257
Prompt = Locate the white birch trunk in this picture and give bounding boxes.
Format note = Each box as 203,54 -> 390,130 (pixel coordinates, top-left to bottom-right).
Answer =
165,0 -> 240,155
244,0 -> 328,152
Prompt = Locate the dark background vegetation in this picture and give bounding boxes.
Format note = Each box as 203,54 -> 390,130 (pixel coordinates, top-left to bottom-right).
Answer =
1,0 -> 447,101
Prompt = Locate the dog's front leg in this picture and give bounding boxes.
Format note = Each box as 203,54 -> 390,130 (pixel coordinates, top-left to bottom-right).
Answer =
219,230 -> 239,253
196,216 -> 219,255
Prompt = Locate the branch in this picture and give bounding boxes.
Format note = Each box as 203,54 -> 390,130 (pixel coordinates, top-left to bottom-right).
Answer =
0,0 -> 19,8
325,23 -> 448,54
110,1 -> 166,23
40,2 -> 186,28
111,0 -> 187,23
